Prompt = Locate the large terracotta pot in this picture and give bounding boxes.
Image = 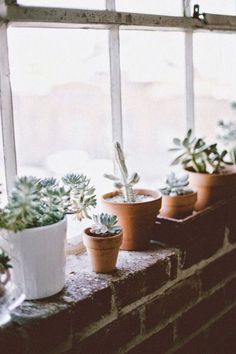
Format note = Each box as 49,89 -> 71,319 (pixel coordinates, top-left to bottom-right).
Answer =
83,228 -> 122,273
160,192 -> 197,219
187,165 -> 236,210
102,189 -> 162,251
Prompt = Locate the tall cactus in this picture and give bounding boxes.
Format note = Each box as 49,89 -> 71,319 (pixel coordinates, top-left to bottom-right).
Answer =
104,142 -> 140,202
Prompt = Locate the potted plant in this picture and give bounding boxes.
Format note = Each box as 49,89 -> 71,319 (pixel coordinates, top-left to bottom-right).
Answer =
102,142 -> 162,250
0,174 -> 96,300
217,120 -> 236,164
159,172 -> 197,219
83,213 -> 122,273
170,129 -> 236,210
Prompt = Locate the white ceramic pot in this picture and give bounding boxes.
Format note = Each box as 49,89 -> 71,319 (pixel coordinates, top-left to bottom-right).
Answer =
6,218 -> 67,300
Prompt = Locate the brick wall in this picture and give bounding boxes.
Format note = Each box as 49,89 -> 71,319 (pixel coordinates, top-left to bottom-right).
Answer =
1,197 -> 236,354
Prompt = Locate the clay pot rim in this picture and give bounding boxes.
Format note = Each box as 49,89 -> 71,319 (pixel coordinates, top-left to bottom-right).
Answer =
84,227 -> 123,241
185,165 -> 236,177
102,188 -> 162,206
161,191 -> 197,200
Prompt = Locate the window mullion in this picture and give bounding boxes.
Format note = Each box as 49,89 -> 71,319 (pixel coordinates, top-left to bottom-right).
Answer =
183,0 -> 195,133
0,22 -> 17,194
106,0 -> 123,146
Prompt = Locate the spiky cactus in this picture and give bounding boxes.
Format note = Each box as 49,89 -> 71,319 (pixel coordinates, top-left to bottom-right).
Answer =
90,213 -> 121,236
104,142 -> 140,202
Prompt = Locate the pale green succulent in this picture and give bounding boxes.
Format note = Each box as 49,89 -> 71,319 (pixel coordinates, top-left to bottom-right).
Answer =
90,213 -> 121,236
217,120 -> 236,164
160,172 -> 193,196
0,174 -> 96,232
104,142 -> 140,202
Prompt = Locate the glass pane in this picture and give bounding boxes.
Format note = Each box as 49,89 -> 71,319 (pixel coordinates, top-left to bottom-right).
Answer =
194,32 -> 236,144
120,31 -> 186,188
191,0 -> 236,15
17,0 -> 105,10
116,0 -> 183,16
0,118 -> 7,206
8,27 -> 112,236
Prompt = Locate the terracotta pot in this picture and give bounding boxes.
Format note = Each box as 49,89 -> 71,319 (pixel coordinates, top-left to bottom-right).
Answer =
102,189 -> 162,251
187,165 -> 236,210
83,228 -> 122,273
160,192 -> 197,219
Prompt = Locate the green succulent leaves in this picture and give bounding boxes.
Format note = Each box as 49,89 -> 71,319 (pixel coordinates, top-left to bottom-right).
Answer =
0,174 -> 96,232
170,129 -> 230,174
0,248 -> 12,273
217,120 -> 236,164
160,172 -> 193,196
90,213 -> 121,236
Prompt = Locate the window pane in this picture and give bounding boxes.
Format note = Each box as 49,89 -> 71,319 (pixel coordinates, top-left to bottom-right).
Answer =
17,0 -> 106,10
8,27 -> 112,236
194,33 -> 236,142
191,0 -> 236,15
120,31 -> 186,187
0,118 -> 7,206
116,0 -> 183,16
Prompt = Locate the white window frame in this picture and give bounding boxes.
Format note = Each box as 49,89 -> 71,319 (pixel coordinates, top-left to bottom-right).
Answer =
1,0 -> 236,195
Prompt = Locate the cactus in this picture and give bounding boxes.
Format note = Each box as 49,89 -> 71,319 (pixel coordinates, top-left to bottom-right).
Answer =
104,142 -> 140,202
160,172 -> 193,196
90,213 -> 121,236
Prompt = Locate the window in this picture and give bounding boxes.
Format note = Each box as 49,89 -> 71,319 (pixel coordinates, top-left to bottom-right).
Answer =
1,1 -> 236,237
120,30 -> 186,186
194,32 -> 236,141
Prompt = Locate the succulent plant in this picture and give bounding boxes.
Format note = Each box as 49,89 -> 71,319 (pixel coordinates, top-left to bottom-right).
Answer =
0,174 -> 96,232
160,172 -> 193,196
104,142 -> 140,202
90,213 -> 122,236
170,129 -> 230,174
217,120 -> 236,164
0,248 -> 12,274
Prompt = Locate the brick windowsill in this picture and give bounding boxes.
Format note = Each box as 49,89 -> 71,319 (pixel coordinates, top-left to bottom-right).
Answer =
0,196 -> 236,354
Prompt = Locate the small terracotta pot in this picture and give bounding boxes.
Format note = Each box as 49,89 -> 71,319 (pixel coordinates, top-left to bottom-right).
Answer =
102,189 -> 162,251
160,192 -> 197,219
187,165 -> 236,210
83,228 -> 122,273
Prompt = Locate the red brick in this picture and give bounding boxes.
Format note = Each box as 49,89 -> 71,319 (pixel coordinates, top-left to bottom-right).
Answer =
13,302 -> 72,354
73,312 -> 140,354
225,276 -> 236,306
176,288 -> 225,339
144,254 -> 175,294
113,252 -> 177,309
72,287 -> 112,332
154,203 -> 226,269
181,226 -> 225,269
127,324 -> 174,354
205,305 -> 236,344
113,271 -> 146,309
145,275 -> 200,330
200,248 -> 236,292
0,323 -> 28,354
174,305 -> 236,354
173,331 -> 207,354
